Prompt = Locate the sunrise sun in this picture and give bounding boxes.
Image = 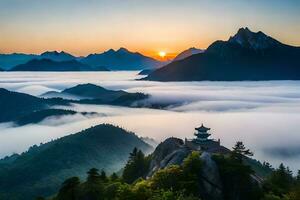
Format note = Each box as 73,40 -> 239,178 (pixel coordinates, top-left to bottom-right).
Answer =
158,51 -> 166,58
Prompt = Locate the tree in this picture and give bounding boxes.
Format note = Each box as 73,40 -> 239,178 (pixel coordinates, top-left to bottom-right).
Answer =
182,151 -> 202,176
182,151 -> 203,196
122,148 -> 150,183
35,197 -> 46,200
87,168 -> 101,183
56,177 -> 80,200
213,154 -> 262,200
296,170 -> 300,182
150,165 -> 184,191
81,168 -> 104,200
231,141 -> 253,162
263,163 -> 294,197
110,172 -> 119,181
132,180 -> 152,200
262,193 -> 281,200
263,161 -> 273,170
100,170 -> 108,182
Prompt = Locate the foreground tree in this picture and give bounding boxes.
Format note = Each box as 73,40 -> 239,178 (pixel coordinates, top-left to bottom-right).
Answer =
56,177 -> 80,200
263,163 -> 294,197
122,147 -> 150,183
81,168 -> 105,200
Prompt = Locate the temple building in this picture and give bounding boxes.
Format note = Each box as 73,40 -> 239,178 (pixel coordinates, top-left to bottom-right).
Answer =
185,124 -> 222,152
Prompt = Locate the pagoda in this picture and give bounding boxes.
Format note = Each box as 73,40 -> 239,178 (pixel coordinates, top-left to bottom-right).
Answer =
185,124 -> 221,151
193,124 -> 212,143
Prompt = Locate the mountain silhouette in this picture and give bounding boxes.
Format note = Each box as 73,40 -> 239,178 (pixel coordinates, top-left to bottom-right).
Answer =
40,51 -> 76,61
173,47 -> 204,61
10,58 -> 107,71
145,27 -> 300,81
81,47 -> 163,70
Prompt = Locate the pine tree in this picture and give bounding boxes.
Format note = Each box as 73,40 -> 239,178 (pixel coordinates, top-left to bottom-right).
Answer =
83,168 -> 104,200
122,148 -> 149,183
56,177 -> 80,200
87,168 -> 101,183
231,141 -> 253,162
296,170 -> 300,182
100,170 -> 108,182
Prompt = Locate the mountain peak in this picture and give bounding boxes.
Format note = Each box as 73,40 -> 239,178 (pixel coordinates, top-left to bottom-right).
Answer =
173,47 -> 204,61
117,47 -> 130,53
228,27 -> 281,49
41,51 -> 59,56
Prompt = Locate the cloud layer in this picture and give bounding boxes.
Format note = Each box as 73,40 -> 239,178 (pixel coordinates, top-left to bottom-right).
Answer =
1,71 -> 300,171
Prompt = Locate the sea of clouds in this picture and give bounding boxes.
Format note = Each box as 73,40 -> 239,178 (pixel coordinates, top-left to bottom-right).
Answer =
1,71 -> 300,171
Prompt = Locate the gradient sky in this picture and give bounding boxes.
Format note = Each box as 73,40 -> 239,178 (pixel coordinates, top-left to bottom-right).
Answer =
0,0 -> 300,59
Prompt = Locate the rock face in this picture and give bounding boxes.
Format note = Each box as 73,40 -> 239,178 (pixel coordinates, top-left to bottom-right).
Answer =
199,152 -> 223,200
148,137 -> 186,176
147,137 -> 223,200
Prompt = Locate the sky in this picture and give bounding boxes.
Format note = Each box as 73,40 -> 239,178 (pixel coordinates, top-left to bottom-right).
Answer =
0,0 -> 300,59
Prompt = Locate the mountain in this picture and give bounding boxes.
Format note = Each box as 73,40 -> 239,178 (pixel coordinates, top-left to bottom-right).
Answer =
0,88 -> 50,123
0,124 -> 153,199
81,47 -> 163,70
173,47 -> 204,61
62,83 -> 128,100
228,27 -> 282,49
10,58 -> 103,71
14,109 -> 77,126
0,88 -> 71,123
0,85 -> 147,124
145,27 -> 300,81
40,51 -> 76,61
0,53 -> 37,70
42,83 -> 148,105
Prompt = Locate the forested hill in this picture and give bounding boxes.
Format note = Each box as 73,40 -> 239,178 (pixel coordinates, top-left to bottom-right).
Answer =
0,124 -> 152,199
46,137 -> 300,200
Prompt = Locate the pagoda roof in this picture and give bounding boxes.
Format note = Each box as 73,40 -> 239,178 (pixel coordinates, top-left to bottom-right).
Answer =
195,124 -> 211,132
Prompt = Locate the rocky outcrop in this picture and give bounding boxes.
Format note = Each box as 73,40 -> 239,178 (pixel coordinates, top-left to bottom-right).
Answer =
199,152 -> 223,200
147,137 -> 186,176
147,137 -> 223,200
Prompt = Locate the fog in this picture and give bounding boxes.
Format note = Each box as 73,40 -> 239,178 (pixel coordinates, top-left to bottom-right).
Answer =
1,72 -> 300,171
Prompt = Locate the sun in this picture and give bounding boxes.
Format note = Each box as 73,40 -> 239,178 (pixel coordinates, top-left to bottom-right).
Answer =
158,51 -> 166,58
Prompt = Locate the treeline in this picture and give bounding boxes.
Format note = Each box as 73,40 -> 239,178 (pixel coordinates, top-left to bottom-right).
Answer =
39,143 -> 300,200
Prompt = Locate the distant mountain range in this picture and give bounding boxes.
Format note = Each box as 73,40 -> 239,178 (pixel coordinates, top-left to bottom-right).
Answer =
81,47 -> 163,70
0,48 -> 163,71
0,53 -> 37,70
0,124 -> 152,199
10,59 -> 105,71
145,27 -> 300,81
172,47 -> 204,61
40,51 -> 76,61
